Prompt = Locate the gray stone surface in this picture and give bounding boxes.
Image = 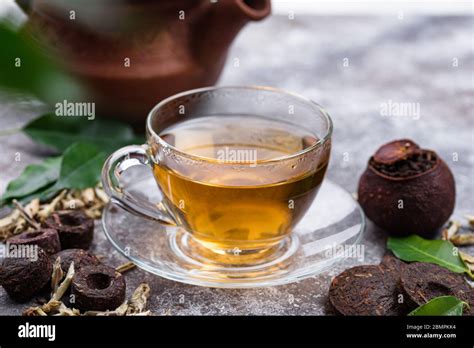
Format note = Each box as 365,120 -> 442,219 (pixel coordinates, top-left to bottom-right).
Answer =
0,15 -> 473,315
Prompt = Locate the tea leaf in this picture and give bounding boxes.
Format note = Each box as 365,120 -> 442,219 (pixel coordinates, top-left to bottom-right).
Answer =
24,113 -> 143,154
387,235 -> 471,277
408,296 -> 468,316
0,22 -> 83,104
41,143 -> 106,199
0,156 -> 61,203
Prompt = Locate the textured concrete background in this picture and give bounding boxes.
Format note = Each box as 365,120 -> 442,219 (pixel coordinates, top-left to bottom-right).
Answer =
0,15 -> 473,315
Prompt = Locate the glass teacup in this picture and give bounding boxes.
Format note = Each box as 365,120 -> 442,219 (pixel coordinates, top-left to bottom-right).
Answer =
102,86 -> 332,266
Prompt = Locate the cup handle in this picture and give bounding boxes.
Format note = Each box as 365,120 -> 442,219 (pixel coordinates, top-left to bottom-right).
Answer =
101,144 -> 176,226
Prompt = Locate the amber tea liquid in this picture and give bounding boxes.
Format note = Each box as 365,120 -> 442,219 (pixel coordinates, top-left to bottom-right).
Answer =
153,116 -> 328,255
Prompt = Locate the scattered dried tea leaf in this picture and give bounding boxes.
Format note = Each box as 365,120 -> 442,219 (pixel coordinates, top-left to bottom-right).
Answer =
51,257 -> 64,294
442,220 -> 461,240
61,198 -> 85,210
25,199 -> 40,219
94,187 -> 109,204
13,217 -> 28,236
127,283 -> 151,315
23,306 -> 48,316
41,300 -> 62,314
459,252 -> 474,275
116,261 -> 136,274
24,261 -> 78,316
56,303 -> 81,316
0,209 -> 21,240
81,188 -> 95,207
0,209 -> 20,230
465,215 -> 474,228
83,302 -> 129,316
38,190 -> 67,222
459,251 -> 474,264
128,310 -> 152,316
450,233 -> 474,246
12,199 -> 40,229
52,262 -> 75,301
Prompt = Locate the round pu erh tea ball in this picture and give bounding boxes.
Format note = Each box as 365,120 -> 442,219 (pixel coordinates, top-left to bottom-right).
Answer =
358,139 -> 455,237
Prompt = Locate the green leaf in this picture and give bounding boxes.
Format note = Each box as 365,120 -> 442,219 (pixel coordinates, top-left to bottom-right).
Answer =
387,235 -> 471,277
0,156 -> 61,203
24,113 -> 144,154
0,22 -> 83,104
408,296 -> 468,316
41,143 -> 106,199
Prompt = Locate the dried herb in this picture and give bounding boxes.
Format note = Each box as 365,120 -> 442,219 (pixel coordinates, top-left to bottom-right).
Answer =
408,296 -> 468,316
81,188 -> 95,207
12,199 -> 40,229
1,186 -> 107,242
442,220 -> 461,240
116,261 -> 136,274
37,190 -> 67,222
50,257 -> 64,294
465,214 -> 474,228
83,302 -> 129,316
450,233 -> 474,246
52,262 -> 75,301
459,251 -> 474,275
127,283 -> 151,315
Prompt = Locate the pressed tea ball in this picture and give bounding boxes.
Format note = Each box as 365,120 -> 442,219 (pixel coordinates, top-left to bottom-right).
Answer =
358,139 -> 455,237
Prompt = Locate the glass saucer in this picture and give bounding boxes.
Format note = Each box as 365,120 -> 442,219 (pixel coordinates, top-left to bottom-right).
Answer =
102,172 -> 365,288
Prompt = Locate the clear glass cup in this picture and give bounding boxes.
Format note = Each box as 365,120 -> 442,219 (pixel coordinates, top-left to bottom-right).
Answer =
102,86 -> 332,266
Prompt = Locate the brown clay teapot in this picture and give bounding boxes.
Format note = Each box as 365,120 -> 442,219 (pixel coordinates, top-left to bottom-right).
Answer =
18,0 -> 271,125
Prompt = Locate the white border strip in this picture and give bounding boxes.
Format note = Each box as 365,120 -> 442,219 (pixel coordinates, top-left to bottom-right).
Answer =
272,0 -> 473,15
